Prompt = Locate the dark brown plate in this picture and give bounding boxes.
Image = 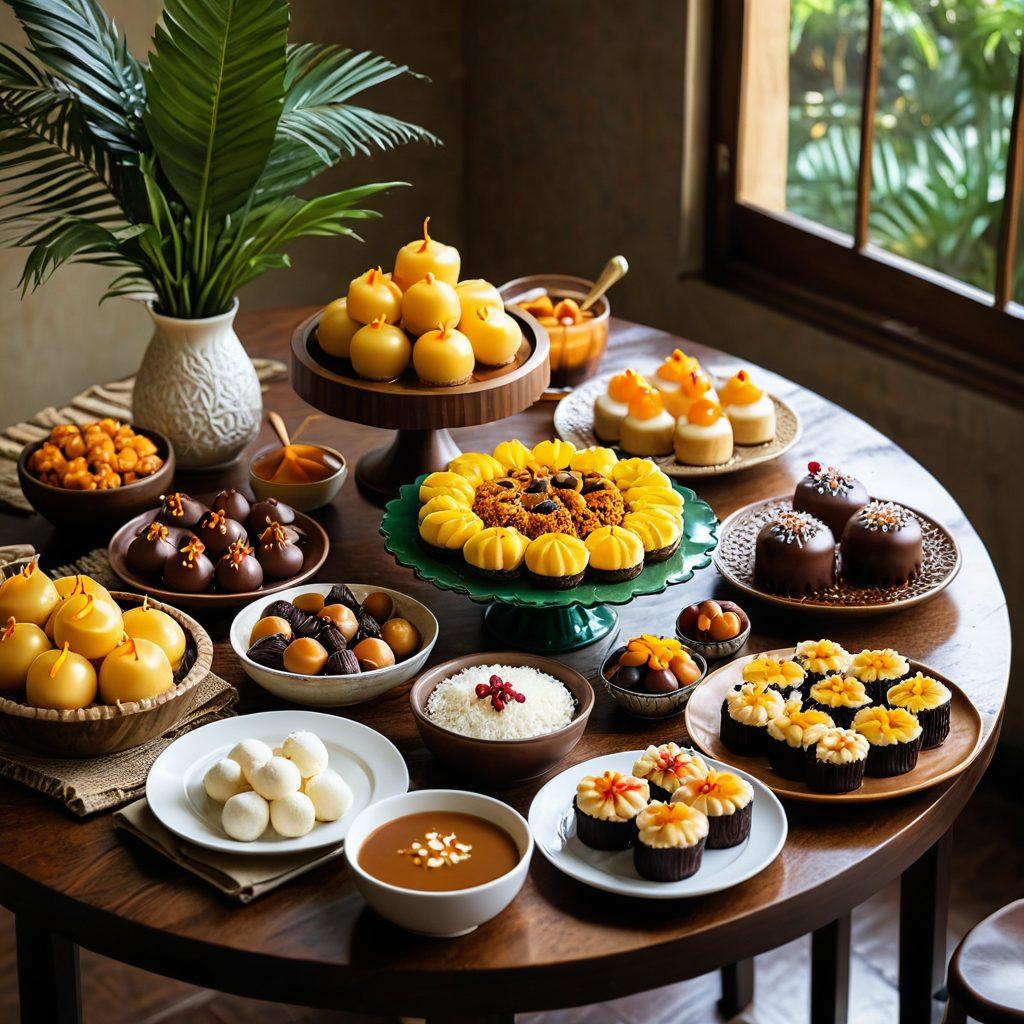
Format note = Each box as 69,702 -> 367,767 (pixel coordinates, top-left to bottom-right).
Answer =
683,648 -> 984,803
108,499 -> 329,610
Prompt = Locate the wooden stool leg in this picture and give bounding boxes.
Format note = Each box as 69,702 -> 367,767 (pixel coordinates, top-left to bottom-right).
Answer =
899,830 -> 952,1024
810,914 -> 851,1024
940,994 -> 967,1024
718,958 -> 755,1017
15,915 -> 82,1024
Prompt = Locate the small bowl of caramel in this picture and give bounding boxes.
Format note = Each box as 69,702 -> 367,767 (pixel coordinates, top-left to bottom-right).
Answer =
248,442 -> 346,512
500,273 -> 610,390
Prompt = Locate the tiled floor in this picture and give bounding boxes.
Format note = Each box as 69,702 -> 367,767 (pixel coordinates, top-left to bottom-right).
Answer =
1,770 -> 1019,1024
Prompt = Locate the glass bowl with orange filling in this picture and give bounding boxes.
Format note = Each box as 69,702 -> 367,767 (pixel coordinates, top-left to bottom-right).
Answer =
500,273 -> 610,389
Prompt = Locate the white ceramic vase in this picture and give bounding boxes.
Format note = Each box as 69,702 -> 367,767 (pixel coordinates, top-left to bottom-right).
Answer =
133,299 -> 262,469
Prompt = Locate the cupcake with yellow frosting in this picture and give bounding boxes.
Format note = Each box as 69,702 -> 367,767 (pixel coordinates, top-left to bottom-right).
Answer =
793,639 -> 852,688
574,769 -> 649,850
853,705 -> 923,777
672,766 -> 754,848
593,369 -> 647,443
621,507 -> 682,562
806,675 -> 873,728
632,743 -> 708,802
742,655 -> 805,695
633,800 -> 709,881
418,507 -> 484,555
886,672 -> 952,749
585,525 -> 644,583
619,387 -> 675,457
766,704 -> 834,780
525,533 -> 588,589
462,526 -> 529,580
717,369 -> 776,444
807,727 -> 869,794
720,681 -> 786,756
848,648 -> 910,704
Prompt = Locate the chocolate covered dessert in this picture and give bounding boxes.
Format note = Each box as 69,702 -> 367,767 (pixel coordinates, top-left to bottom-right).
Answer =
753,509 -> 835,596
840,501 -> 923,587
792,461 -> 869,539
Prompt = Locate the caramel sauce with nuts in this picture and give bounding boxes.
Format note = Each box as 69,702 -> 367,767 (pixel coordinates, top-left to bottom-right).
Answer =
359,811 -> 519,892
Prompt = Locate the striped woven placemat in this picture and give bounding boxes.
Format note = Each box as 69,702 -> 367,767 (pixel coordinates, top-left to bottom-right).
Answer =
0,358 -> 286,514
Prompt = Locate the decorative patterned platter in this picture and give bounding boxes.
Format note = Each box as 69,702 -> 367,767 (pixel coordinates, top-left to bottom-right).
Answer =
684,649 -> 984,803
713,496 -> 961,616
379,476 -> 718,652
553,371 -> 801,479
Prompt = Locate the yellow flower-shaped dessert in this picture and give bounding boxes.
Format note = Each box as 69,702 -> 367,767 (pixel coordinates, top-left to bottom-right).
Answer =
447,452 -> 505,488
794,639 -> 851,679
620,508 -> 682,561
492,439 -> 533,472
418,508 -> 484,551
524,533 -> 588,588
612,459 -> 672,492
531,438 -> 576,470
742,655 -> 805,692
623,484 -> 683,512
462,527 -> 529,577
418,494 -> 467,522
853,706 -> 922,746
418,471 -> 475,505
672,767 -> 753,817
584,525 -> 644,581
569,446 -> 619,476
886,673 -> 950,713
725,681 -> 786,727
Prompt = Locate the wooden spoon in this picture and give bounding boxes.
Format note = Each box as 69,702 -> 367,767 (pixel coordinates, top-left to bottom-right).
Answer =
268,411 -> 291,448
580,255 -> 629,312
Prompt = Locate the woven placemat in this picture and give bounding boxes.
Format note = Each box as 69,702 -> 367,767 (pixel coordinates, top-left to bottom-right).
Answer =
0,358 -> 286,514
0,547 -> 238,815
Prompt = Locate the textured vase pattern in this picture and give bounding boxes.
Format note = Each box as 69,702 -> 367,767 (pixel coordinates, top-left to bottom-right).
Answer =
133,300 -> 262,469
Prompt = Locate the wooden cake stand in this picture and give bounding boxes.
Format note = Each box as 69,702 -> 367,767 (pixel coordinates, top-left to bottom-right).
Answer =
290,308 -> 550,504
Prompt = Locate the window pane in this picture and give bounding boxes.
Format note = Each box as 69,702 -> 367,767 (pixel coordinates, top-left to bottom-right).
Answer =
868,1 -> 1018,294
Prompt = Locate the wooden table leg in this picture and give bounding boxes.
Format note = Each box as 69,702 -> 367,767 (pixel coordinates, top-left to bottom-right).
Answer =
718,958 -> 755,1017
15,915 -> 82,1024
899,830 -> 952,1024
810,914 -> 851,1024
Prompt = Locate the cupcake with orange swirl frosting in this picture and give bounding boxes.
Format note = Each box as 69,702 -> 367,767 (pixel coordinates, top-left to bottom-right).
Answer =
742,654 -> 805,695
674,399 -> 734,467
720,681 -> 786,756
633,800 -> 709,881
619,387 -> 675,457
766,703 -> 834,780
853,706 -> 923,777
632,743 -> 708,802
593,369 -> 647,443
793,639 -> 852,688
807,727 -> 869,794
886,672 -> 951,749
805,675 -> 873,728
672,766 -> 754,848
847,648 -> 910,703
717,369 -> 776,444
574,770 -> 650,850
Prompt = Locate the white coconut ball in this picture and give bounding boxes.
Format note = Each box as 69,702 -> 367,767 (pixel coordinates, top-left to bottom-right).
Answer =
248,755 -> 302,801
203,757 -> 249,803
222,791 -> 270,842
270,791 -> 316,838
227,738 -> 273,783
281,731 -> 328,778
303,769 -> 353,822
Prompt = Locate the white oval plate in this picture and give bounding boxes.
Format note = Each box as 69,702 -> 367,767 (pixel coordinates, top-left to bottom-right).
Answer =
147,710 -> 409,855
528,750 -> 787,899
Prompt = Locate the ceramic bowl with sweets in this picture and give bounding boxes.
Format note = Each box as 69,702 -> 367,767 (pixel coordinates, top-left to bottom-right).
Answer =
109,489 -> 329,609
0,561 -> 212,757
500,272 -> 611,389
17,419 -> 175,530
601,634 -> 707,720
345,788 -> 533,937
676,598 -> 751,660
249,439 -> 347,512
410,652 -> 594,785
230,583 -> 438,708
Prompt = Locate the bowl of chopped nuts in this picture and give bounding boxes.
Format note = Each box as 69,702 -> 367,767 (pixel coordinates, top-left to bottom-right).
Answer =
17,420 -> 175,531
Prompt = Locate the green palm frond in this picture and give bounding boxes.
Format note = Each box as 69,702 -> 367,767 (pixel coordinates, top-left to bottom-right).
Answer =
256,44 -> 439,198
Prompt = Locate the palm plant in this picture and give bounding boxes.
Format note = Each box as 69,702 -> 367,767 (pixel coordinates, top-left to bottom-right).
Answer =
0,0 -> 438,318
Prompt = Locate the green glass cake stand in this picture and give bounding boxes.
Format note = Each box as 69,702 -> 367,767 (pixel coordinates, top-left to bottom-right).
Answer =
379,477 -> 719,653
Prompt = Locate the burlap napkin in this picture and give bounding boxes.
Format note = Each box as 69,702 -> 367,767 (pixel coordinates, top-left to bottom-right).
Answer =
0,357 -> 286,513
114,798 -> 345,902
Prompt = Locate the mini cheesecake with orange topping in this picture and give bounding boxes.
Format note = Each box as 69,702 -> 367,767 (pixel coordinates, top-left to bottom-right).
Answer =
805,675 -> 873,728
720,681 -> 786,756
674,399 -> 734,467
574,769 -> 650,850
593,369 -> 647,443
886,672 -> 952,749
853,705 -> 923,777
651,348 -> 702,396
807,727 -> 869,794
663,369 -> 717,420
672,766 -> 754,848
618,386 -> 675,457
633,800 -> 709,881
632,743 -> 708,802
717,369 -> 776,445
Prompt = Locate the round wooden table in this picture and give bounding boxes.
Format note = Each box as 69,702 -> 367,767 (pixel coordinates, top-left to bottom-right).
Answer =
0,309 -> 1008,1024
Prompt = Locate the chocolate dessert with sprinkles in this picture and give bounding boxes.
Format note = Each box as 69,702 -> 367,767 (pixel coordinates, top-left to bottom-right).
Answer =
841,501 -> 923,588
792,461 -> 869,539
753,508 -> 835,596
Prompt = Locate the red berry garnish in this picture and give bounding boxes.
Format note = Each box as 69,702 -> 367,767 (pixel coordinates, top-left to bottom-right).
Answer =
807,461 -> 821,474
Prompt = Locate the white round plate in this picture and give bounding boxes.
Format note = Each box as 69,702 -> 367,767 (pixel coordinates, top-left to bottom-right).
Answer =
528,750 -> 787,899
147,710 -> 409,855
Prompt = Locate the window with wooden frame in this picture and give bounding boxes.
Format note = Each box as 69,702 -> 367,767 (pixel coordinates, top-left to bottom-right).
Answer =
706,0 -> 1024,402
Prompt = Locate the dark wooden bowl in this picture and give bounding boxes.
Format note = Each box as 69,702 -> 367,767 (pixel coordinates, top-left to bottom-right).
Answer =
17,428 -> 175,532
107,502 -> 330,610
409,652 -> 594,785
0,592 -> 214,758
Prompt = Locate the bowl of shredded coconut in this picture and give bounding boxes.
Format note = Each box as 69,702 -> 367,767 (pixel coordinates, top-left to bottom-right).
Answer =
411,653 -> 594,784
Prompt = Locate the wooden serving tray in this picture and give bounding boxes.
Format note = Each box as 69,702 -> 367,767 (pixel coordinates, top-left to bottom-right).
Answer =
683,648 -> 984,803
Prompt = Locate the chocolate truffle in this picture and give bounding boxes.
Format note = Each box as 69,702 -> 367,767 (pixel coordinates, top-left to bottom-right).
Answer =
256,523 -> 303,580
247,633 -> 288,669
840,501 -> 923,587
324,648 -> 360,675
753,509 -> 835,596
215,540 -> 264,593
163,538 -> 214,593
793,461 -> 869,540
127,521 -> 177,576
211,488 -> 251,523
262,600 -> 310,633
196,509 -> 247,557
248,498 -> 295,534
157,492 -> 205,529
324,583 -> 360,613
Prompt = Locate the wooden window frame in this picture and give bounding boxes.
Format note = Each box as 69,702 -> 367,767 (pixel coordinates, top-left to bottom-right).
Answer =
705,0 -> 1024,404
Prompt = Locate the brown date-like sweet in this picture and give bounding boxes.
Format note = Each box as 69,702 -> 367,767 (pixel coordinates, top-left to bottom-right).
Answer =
361,591 -> 394,625
246,633 -> 289,669
352,637 -> 395,671
380,617 -> 420,660
324,648 -> 360,676
293,592 -> 326,614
